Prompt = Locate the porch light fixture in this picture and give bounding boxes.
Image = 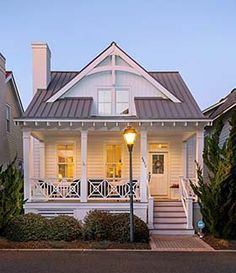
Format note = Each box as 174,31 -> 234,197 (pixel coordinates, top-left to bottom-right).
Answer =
123,126 -> 137,242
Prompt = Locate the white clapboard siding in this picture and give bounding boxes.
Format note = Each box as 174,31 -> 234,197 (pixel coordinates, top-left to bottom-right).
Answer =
32,138 -> 40,178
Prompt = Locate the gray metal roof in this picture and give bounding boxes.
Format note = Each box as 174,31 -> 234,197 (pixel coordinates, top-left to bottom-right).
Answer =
204,89 -> 236,120
23,71 -> 204,120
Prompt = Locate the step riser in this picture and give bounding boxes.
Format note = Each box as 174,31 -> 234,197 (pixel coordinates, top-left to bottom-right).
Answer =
154,207 -> 184,212
154,212 -> 186,218
154,223 -> 187,229
150,229 -> 195,235
154,218 -> 187,224
154,201 -> 182,207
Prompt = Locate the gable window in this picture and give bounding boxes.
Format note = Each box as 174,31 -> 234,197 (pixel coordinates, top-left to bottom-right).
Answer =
6,105 -> 11,133
57,144 -> 74,179
98,89 -> 112,115
98,88 -> 129,115
106,144 -> 122,179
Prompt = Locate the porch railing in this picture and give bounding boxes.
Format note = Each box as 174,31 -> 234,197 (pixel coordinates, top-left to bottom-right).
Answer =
87,178 -> 140,200
147,182 -> 154,229
30,178 -> 140,201
30,178 -> 81,200
179,176 -> 194,229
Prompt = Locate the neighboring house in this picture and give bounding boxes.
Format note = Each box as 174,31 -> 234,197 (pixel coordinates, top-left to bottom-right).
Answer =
203,89 -> 236,146
0,53 -> 23,167
15,42 -> 211,235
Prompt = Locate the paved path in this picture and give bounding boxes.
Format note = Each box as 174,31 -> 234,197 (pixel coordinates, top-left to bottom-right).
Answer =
150,235 -> 214,251
0,251 -> 235,273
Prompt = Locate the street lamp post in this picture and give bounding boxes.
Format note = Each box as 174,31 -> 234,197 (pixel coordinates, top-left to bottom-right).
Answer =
123,126 -> 137,242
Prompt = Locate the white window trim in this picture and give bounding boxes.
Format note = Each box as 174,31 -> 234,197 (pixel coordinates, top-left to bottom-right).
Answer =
6,104 -> 11,133
97,86 -> 131,116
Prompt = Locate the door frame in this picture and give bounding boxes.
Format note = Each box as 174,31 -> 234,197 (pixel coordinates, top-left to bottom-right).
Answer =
148,143 -> 170,198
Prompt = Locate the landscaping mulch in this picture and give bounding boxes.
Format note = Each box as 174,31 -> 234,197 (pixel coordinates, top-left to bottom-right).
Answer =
0,237 -> 150,250
203,235 -> 236,250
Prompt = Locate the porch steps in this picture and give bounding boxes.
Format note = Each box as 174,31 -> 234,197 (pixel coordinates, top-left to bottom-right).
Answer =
150,200 -> 194,235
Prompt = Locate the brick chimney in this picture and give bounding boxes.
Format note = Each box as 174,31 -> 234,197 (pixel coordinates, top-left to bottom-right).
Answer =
32,43 -> 51,95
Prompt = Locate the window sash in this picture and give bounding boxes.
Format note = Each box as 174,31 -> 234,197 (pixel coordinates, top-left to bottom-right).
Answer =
105,144 -> 122,179
57,144 -> 74,178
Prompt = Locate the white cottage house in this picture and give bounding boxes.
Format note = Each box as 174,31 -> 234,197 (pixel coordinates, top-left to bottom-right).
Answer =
16,42 -> 211,235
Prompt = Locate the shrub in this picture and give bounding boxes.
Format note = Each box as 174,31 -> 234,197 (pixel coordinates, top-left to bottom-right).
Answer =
48,215 -> 82,241
83,210 -> 149,243
0,158 -> 24,232
110,213 -> 149,243
83,210 -> 111,241
4,213 -> 48,241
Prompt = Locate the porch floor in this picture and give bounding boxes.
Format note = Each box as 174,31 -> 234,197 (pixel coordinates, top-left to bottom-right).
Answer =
150,235 -> 214,251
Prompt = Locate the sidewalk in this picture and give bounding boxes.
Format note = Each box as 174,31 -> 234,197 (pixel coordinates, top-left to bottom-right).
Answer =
150,235 -> 214,251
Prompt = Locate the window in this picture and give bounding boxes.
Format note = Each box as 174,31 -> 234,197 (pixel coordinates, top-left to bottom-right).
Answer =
57,144 -> 74,179
152,154 -> 164,174
98,89 -> 112,115
106,144 -> 122,179
98,88 -> 129,115
6,105 -> 11,133
116,89 -> 129,114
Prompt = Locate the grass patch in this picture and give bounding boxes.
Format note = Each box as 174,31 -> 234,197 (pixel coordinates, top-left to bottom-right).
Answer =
0,237 -> 150,250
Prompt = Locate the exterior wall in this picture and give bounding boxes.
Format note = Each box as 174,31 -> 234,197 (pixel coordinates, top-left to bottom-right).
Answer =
5,80 -> 23,164
0,56 -> 8,166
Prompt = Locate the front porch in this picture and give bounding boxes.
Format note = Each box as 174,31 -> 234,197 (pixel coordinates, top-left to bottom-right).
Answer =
22,120 -> 204,225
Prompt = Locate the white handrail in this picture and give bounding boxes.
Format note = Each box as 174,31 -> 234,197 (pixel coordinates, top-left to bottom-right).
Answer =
147,182 -> 154,229
179,176 -> 193,230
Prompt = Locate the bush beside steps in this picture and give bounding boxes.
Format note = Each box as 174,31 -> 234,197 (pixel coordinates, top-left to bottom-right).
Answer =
4,211 -> 149,243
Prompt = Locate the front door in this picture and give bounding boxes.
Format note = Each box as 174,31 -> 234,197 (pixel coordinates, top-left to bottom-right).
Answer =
149,152 -> 168,196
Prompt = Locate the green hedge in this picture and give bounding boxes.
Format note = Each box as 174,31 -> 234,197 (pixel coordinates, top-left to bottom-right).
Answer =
83,210 -> 149,243
4,213 -> 48,241
5,211 -> 149,243
5,213 -> 82,242
48,215 -> 82,241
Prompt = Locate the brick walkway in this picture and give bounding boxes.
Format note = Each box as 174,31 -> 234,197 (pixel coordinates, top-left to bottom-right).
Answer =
150,235 -> 214,251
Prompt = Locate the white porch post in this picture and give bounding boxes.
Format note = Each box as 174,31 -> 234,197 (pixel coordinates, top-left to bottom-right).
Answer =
23,130 -> 31,201
39,141 -> 45,178
182,141 -> 187,178
140,130 -> 148,202
195,130 -> 204,176
80,130 -> 88,202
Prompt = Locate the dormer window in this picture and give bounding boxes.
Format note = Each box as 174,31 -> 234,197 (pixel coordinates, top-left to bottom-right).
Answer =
98,88 -> 129,115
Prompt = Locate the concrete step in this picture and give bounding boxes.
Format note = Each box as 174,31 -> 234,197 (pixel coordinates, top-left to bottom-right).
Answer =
150,229 -> 195,235
154,223 -> 187,229
154,206 -> 184,212
154,211 -> 186,218
154,201 -> 182,207
154,217 -> 187,224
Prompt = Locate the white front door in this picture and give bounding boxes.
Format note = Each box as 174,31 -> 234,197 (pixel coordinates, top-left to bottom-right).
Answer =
149,152 -> 168,196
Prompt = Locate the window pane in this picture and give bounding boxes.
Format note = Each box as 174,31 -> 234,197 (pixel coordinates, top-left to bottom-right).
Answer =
98,90 -> 112,102
116,90 -> 129,102
106,145 -> 122,179
57,144 -> 74,178
116,103 -> 129,115
152,154 -> 164,174
98,103 -> 112,115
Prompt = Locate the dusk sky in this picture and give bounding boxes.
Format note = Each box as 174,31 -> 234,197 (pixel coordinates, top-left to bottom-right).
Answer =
1,0 -> 236,109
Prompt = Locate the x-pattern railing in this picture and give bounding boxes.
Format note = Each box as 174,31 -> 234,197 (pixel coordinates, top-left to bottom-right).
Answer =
88,178 -> 140,200
31,178 -> 81,200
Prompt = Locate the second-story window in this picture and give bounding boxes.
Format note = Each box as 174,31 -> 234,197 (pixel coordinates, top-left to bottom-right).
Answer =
98,88 -> 129,115
6,105 -> 11,133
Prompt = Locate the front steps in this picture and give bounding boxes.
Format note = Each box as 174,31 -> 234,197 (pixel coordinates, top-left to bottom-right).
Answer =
150,200 -> 195,235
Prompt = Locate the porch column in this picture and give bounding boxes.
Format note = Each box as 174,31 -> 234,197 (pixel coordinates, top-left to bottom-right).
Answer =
195,130 -> 204,177
182,141 -> 187,178
39,141 -> 45,178
23,130 -> 31,201
80,130 -> 88,202
140,130 -> 148,202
